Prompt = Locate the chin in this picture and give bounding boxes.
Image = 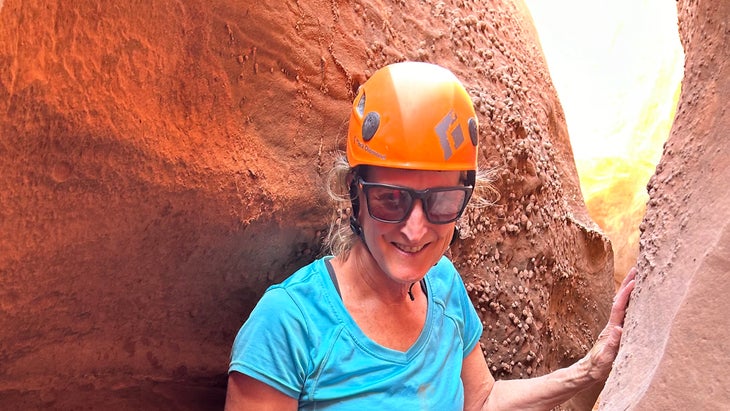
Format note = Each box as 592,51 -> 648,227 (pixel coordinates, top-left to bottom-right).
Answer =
385,252 -> 441,282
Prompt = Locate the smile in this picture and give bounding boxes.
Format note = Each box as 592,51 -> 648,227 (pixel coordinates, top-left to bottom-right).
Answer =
394,243 -> 427,253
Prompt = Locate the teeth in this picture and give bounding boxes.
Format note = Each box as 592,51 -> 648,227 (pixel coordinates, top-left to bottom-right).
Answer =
396,244 -> 425,253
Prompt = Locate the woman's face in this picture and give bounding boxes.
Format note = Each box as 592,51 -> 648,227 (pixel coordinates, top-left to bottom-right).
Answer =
356,166 -> 462,284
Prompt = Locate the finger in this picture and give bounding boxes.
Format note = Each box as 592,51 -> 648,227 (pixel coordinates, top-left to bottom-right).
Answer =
608,325 -> 623,348
613,267 -> 637,308
609,281 -> 634,325
609,271 -> 636,326
619,267 -> 637,289
615,276 -> 635,307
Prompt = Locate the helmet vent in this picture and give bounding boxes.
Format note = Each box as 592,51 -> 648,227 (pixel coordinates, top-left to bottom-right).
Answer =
356,92 -> 366,117
468,117 -> 478,146
362,112 -> 380,142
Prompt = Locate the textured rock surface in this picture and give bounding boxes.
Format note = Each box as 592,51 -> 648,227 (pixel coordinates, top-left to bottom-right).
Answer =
599,0 -> 730,409
0,1 -> 613,409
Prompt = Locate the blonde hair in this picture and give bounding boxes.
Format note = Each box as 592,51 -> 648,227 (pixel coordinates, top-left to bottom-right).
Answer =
321,153 -> 498,257
322,155 -> 358,259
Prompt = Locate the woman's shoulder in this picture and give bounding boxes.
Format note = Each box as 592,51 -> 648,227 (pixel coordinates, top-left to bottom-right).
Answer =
259,257 -> 343,325
273,257 -> 329,290
263,257 -> 338,298
427,256 -> 471,306
428,256 -> 462,287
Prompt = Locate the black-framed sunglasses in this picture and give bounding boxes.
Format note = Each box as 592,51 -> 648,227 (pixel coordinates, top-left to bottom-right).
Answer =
356,177 -> 473,224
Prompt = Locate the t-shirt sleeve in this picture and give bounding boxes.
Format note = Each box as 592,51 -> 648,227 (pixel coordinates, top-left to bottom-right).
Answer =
432,257 -> 484,357
460,284 -> 483,357
229,287 -> 310,399
438,257 -> 484,357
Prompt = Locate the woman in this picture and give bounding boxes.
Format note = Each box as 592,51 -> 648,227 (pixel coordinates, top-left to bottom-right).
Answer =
225,61 -> 636,410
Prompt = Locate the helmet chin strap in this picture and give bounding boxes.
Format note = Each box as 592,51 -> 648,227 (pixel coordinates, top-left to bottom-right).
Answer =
349,215 -> 365,241
450,226 -> 460,247
407,282 -> 417,301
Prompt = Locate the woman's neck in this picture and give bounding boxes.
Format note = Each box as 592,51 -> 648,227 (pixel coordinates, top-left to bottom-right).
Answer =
332,243 -> 423,305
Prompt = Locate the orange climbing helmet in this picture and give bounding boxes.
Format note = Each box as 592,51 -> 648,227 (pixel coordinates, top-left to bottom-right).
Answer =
346,61 -> 479,176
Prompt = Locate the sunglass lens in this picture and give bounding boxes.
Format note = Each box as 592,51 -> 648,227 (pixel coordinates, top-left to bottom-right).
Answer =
426,190 -> 467,223
366,187 -> 413,222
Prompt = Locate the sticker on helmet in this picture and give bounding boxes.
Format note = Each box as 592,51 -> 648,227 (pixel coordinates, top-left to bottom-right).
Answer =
435,110 -> 466,160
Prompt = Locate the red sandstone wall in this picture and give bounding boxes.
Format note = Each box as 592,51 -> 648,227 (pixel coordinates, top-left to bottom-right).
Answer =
0,1 -> 613,409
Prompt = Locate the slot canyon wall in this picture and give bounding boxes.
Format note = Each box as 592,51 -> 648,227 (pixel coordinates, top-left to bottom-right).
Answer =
0,1 -> 612,409
2,0 -> 722,409
598,0 -> 730,409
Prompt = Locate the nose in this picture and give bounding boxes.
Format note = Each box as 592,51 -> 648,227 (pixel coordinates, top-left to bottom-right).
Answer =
401,199 -> 429,240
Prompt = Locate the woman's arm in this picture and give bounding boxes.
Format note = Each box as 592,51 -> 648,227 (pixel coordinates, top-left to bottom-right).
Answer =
224,372 -> 298,411
463,268 -> 636,411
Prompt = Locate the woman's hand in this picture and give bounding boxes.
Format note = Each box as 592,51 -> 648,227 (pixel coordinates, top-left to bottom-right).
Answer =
467,268 -> 638,411
580,267 -> 637,381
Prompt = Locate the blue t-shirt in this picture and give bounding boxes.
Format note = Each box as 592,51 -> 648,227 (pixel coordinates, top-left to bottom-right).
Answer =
229,256 -> 483,410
